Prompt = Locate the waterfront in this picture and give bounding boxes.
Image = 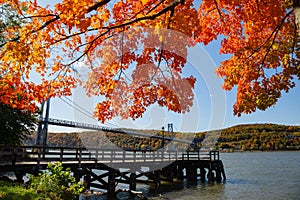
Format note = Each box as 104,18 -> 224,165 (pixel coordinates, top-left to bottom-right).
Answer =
82,151 -> 300,199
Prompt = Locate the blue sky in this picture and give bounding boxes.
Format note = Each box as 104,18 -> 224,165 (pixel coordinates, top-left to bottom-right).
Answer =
35,0 -> 300,132
48,40 -> 300,133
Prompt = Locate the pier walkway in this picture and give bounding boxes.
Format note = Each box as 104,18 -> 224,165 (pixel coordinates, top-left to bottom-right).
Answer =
0,146 -> 226,194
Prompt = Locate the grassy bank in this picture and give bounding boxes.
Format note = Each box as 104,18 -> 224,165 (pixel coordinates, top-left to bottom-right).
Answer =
0,180 -> 42,200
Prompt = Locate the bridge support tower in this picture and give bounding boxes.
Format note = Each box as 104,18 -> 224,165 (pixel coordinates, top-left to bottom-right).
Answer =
36,99 -> 50,147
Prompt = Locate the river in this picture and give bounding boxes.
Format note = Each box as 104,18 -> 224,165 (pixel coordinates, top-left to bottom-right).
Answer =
82,151 -> 300,200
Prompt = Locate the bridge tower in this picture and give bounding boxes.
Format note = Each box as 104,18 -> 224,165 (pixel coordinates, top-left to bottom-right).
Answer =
168,123 -> 175,151
36,99 -> 50,147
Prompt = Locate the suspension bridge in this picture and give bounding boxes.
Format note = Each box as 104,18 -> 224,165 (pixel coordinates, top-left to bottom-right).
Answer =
35,97 -> 182,148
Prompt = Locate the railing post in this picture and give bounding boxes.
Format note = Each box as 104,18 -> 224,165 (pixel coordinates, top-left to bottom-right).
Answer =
110,150 -> 113,163
37,147 -> 41,170
60,147 -> 63,162
95,149 -> 99,160
79,148 -> 82,168
153,151 -> 155,162
187,151 -> 190,160
12,147 -> 16,168
42,146 -> 45,159
133,151 -> 136,162
123,150 -> 125,162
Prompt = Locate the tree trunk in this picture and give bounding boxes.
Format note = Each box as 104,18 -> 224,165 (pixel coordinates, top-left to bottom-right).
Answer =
295,0 -> 300,36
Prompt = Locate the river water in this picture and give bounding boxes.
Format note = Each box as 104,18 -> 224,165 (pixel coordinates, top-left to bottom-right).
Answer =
83,151 -> 300,200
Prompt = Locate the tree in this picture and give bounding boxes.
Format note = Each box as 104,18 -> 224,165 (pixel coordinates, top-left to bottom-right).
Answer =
0,103 -> 37,145
0,3 -> 37,145
0,0 -> 299,122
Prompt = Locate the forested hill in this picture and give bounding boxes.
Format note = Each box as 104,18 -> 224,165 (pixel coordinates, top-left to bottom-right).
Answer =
26,124 -> 300,151
211,123 -> 300,151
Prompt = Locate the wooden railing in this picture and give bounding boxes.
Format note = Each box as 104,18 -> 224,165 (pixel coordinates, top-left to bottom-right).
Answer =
0,146 -> 219,167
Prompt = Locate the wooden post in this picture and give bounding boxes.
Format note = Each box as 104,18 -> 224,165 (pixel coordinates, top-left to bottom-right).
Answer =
129,173 -> 137,191
110,150 -> 113,163
153,170 -> 161,187
12,147 -> 16,168
95,149 -> 99,160
107,169 -> 116,197
83,174 -> 91,190
14,171 -> 24,183
186,162 -> 197,182
200,167 -> 206,182
207,163 -> 214,182
60,147 -> 63,162
123,150 -> 125,162
218,160 -> 226,181
78,149 -> 82,168
162,164 -> 174,182
73,169 -> 81,182
215,168 -> 222,182
176,165 -> 184,180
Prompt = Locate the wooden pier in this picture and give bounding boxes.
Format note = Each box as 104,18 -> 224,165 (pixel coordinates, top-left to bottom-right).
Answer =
0,146 -> 226,196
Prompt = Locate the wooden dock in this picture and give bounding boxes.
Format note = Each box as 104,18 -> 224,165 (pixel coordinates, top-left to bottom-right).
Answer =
0,146 -> 226,195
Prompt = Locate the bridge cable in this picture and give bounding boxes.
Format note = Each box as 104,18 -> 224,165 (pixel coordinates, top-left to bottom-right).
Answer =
61,96 -> 120,128
58,97 -> 191,143
62,96 -> 120,128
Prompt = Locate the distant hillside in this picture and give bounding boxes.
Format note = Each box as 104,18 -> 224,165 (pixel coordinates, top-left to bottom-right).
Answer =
26,123 -> 300,151
212,123 -> 300,151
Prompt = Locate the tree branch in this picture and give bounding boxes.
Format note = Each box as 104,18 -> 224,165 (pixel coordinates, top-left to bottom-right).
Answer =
248,9 -> 293,59
102,0 -> 184,30
213,0 -> 225,23
87,0 -> 112,12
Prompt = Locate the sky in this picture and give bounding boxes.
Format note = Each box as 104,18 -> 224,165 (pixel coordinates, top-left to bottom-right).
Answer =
47,39 -> 300,133
33,0 -> 300,133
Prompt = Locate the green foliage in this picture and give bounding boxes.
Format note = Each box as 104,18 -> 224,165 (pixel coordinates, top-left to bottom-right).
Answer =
30,162 -> 84,200
212,124 -> 300,151
0,103 -> 38,145
0,180 -> 42,200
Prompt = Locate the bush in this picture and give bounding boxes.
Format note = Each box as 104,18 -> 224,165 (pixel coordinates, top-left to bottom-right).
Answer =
30,162 -> 84,200
0,180 -> 42,200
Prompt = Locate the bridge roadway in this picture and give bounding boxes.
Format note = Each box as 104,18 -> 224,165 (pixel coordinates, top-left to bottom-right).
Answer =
0,146 -> 226,195
44,118 -> 191,144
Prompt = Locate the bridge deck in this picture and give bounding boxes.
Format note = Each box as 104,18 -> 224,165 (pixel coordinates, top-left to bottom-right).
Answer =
0,146 -> 226,194
0,146 -> 219,171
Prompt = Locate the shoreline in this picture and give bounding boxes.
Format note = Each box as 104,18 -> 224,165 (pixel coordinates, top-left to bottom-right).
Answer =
219,149 -> 300,153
